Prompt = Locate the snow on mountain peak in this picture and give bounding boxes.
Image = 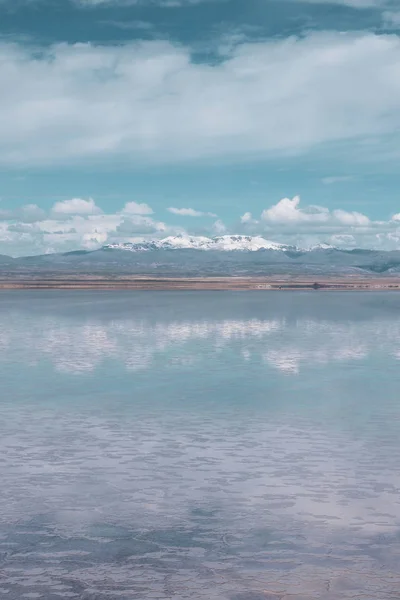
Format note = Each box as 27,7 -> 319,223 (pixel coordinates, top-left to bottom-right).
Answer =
211,235 -> 287,251
104,235 -> 291,252
309,243 -> 335,251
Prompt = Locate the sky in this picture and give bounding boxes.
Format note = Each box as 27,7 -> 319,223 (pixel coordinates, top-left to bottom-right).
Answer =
1,0 -> 400,256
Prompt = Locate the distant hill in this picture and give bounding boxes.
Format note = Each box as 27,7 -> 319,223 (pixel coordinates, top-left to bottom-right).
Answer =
1,235 -> 400,277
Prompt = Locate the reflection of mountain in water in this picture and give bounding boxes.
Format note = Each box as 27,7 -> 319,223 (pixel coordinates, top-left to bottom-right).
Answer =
0,291 -> 399,374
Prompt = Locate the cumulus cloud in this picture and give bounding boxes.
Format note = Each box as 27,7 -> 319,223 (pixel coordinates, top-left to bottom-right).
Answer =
330,234 -> 357,246
212,219 -> 227,235
235,195 -> 400,250
262,196 -> 329,224
240,212 -> 257,224
260,196 -> 370,228
114,215 -> 166,235
122,201 -> 153,215
52,197 -> 101,216
333,208 -> 370,226
0,198 -> 179,256
168,207 -> 217,217
2,32 -> 400,167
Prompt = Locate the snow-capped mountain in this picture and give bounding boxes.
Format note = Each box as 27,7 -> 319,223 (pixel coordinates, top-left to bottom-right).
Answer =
2,235 -> 400,277
105,235 -> 294,252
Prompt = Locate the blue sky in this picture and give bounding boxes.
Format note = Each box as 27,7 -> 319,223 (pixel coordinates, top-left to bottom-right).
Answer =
1,0 -> 400,255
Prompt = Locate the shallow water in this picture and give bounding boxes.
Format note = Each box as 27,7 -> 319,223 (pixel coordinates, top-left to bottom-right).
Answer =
0,291 -> 399,599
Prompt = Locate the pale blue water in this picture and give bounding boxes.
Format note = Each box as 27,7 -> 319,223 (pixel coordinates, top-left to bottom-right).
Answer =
0,291 -> 400,600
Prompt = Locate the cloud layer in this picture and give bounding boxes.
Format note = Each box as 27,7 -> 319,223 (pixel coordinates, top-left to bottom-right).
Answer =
1,195 -> 400,256
1,31 -> 400,167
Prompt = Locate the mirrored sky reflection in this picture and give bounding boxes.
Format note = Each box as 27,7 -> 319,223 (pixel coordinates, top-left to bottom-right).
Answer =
0,291 -> 400,599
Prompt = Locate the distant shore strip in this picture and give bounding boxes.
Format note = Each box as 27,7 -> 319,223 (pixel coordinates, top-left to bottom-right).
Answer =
0,277 -> 399,291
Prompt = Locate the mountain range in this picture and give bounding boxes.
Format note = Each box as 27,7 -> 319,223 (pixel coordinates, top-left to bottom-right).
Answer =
1,235 -> 400,278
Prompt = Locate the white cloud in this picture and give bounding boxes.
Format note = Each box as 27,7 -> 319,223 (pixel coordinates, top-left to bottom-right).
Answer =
392,213 -> 400,222
212,219 -> 227,235
52,197 -> 101,216
114,215 -> 167,235
2,32 -> 400,167
322,176 -> 354,185
330,233 -> 357,246
240,212 -> 255,224
333,208 -> 370,226
168,207 -> 217,217
261,196 -> 370,229
262,196 -> 329,224
122,201 -> 153,215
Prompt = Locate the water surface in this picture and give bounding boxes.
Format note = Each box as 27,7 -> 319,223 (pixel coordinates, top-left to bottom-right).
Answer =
0,291 -> 399,599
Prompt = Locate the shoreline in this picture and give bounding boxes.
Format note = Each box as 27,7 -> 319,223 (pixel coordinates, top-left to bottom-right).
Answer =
0,276 -> 399,291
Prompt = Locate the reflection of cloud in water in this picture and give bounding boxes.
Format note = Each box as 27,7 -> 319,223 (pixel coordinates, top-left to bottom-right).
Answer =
1,317 -> 283,373
1,294 -> 400,598
0,311 -> 400,373
265,339 -> 368,374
